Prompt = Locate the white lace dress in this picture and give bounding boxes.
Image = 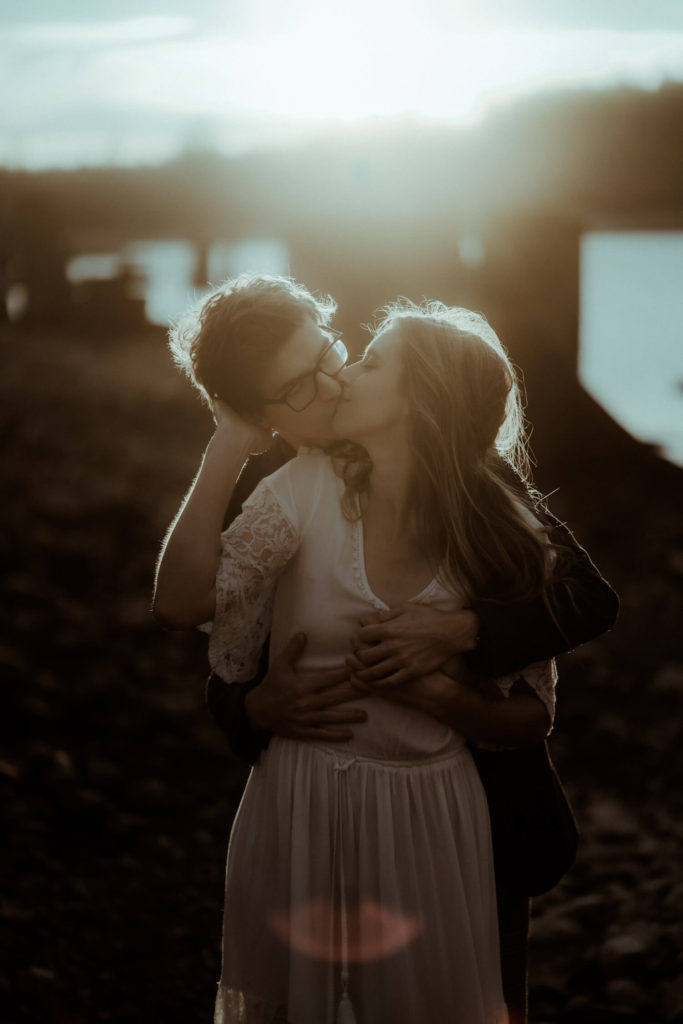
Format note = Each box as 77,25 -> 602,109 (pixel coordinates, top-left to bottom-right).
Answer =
207,451 -> 556,1024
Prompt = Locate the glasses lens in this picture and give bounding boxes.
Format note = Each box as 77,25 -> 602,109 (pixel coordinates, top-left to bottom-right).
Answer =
319,339 -> 348,376
282,338 -> 347,411
285,375 -> 317,412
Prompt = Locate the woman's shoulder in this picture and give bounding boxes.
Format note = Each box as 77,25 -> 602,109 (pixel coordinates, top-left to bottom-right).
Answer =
252,448 -> 338,531
292,445 -> 336,469
267,447 -> 336,488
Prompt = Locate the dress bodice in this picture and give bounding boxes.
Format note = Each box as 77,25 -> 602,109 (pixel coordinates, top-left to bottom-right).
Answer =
208,450 -> 557,756
270,490 -> 466,761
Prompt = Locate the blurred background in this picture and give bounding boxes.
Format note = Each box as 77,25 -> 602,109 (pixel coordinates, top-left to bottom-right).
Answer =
1,1 -> 682,1021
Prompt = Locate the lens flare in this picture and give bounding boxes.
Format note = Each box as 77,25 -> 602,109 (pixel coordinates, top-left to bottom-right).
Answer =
268,899 -> 421,963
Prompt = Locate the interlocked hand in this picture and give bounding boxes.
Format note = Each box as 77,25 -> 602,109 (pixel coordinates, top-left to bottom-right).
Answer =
346,603 -> 477,689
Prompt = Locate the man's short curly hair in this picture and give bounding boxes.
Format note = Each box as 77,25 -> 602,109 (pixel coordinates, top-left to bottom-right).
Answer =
169,274 -> 337,416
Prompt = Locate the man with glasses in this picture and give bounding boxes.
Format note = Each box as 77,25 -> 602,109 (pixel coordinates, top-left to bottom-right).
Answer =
263,327 -> 348,414
155,272 -> 618,1024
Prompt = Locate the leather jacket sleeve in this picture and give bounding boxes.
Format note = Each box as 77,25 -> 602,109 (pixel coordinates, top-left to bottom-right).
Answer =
205,643 -> 272,766
464,513 -> 619,677
207,444 -> 289,765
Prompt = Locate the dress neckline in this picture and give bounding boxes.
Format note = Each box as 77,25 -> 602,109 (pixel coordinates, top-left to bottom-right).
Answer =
351,517 -> 441,611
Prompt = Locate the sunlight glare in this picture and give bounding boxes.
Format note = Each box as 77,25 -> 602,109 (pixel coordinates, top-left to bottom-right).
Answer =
104,13 -> 683,128
4,0 -> 683,166
223,0 -> 499,123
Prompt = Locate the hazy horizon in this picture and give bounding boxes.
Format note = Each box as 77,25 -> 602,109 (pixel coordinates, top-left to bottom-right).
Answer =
3,0 -> 683,170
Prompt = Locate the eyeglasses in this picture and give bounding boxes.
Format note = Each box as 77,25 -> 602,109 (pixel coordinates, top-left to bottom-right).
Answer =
263,331 -> 348,412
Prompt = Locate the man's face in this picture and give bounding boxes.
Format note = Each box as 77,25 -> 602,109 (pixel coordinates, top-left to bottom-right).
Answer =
258,316 -> 345,448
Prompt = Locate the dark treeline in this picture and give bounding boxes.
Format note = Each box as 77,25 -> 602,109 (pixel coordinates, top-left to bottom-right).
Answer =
3,82 -> 683,251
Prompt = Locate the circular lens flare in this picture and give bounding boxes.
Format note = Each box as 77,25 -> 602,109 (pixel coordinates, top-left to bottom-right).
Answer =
268,899 -> 421,963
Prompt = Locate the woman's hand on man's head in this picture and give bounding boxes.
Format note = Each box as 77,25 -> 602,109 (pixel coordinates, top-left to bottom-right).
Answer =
211,397 -> 272,453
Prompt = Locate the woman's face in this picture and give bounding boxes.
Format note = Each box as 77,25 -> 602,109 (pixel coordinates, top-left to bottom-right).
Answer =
332,326 -> 409,444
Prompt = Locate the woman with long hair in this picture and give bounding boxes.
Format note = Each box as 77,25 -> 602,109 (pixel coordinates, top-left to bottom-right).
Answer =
157,296 -> 562,1024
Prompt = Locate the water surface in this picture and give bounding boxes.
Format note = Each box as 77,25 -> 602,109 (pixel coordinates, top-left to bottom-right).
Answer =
580,231 -> 683,466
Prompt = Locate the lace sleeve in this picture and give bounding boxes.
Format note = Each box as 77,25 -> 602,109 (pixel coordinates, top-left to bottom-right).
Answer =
493,658 -> 558,731
207,483 -> 299,683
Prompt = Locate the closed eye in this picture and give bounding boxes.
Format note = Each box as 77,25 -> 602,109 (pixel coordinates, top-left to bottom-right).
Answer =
271,341 -> 330,399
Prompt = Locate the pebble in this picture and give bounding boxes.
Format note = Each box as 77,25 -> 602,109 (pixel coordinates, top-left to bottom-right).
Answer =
600,930 -> 651,964
586,796 -> 640,838
29,966 -> 56,981
662,975 -> 683,1020
651,663 -> 683,694
530,909 -> 580,944
605,978 -> 648,1009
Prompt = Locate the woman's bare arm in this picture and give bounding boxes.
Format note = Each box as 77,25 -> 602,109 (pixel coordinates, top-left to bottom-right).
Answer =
152,405 -> 269,628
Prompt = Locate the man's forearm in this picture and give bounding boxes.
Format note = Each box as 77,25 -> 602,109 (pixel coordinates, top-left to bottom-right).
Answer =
383,672 -> 550,747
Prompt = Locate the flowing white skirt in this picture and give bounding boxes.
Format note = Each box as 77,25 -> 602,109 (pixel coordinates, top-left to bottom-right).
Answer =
215,736 -> 508,1024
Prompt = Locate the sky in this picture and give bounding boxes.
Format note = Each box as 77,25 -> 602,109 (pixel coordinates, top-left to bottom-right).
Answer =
3,0 -> 683,168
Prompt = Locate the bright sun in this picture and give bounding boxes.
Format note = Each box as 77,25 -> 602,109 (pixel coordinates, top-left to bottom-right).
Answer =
213,1 -> 519,124
185,0 -> 683,127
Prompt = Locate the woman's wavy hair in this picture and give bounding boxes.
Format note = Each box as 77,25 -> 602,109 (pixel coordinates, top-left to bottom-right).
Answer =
337,300 -> 557,605
168,274 -> 336,417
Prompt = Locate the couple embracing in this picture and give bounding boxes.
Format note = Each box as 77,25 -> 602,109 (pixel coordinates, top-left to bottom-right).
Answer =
154,275 -> 618,1024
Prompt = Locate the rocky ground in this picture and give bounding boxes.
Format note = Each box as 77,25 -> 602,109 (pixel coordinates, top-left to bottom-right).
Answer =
1,324 -> 681,1023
